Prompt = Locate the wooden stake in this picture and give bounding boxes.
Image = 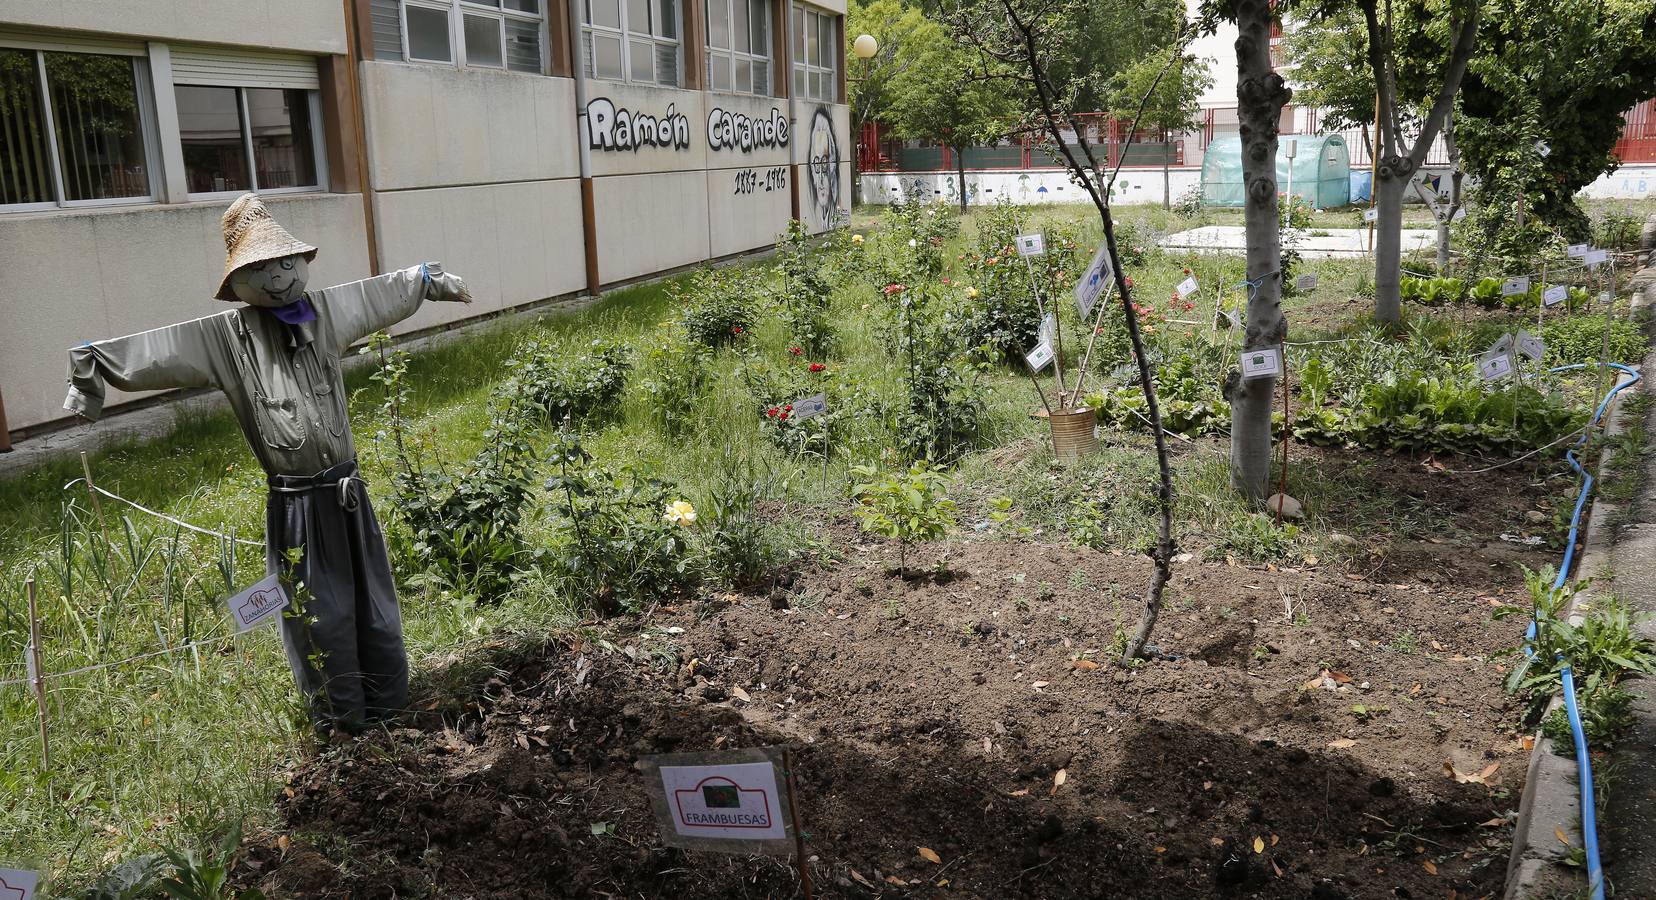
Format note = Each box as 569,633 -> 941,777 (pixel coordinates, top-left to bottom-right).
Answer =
80,451 -> 111,543
1020,253 -> 1066,404
0,385 -> 12,453
1276,343 -> 1290,526
784,748 -> 814,900
26,576 -> 51,771
1070,281 -> 1118,401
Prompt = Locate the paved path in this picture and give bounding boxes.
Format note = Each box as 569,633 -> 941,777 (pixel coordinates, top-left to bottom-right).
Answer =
1602,267 -> 1656,895
1159,225 -> 1440,259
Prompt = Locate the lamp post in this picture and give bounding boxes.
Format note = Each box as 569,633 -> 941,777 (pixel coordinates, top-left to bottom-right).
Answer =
850,33 -> 878,207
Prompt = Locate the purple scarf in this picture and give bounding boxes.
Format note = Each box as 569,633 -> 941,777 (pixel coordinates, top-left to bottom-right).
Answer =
264,297 -> 317,325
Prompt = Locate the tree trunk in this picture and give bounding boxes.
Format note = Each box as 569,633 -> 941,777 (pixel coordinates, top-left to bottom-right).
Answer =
1436,113 -> 1461,271
1373,162 -> 1410,323
1228,0 -> 1291,503
956,146 -> 968,214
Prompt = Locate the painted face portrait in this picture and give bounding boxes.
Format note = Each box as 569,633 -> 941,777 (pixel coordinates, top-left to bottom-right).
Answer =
230,254 -> 310,308
807,109 -> 840,229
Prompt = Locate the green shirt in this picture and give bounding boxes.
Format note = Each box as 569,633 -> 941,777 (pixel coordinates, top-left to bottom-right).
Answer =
65,266 -> 468,476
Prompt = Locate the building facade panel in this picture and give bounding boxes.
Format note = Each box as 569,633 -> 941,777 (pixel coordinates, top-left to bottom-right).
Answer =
592,170 -> 713,282
583,82 -> 709,177
0,0 -> 347,55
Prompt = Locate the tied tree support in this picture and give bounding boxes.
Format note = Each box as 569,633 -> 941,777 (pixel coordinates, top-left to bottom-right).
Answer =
1225,0 -> 1290,503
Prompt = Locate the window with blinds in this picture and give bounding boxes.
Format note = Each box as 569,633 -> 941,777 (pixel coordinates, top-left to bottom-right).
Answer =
381,0 -> 546,73
580,0 -> 681,87
170,48 -> 325,195
706,0 -> 770,95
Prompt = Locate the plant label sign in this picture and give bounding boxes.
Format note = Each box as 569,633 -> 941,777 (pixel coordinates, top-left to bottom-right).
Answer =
1240,347 -> 1282,380
1025,340 -> 1055,373
227,573 -> 288,633
1485,333 -> 1515,359
1567,243 -> 1589,258
1515,330 -> 1546,362
1015,233 -> 1046,257
1543,285 -> 1568,307
1451,206 -> 1467,222
1295,272 -> 1319,291
1175,276 -> 1200,300
1584,248 -> 1608,267
0,868 -> 39,900
1478,353 -> 1515,382
1501,276 -> 1530,297
791,392 -> 827,421
1072,243 -> 1112,319
1363,207 -> 1379,223
639,748 -> 795,855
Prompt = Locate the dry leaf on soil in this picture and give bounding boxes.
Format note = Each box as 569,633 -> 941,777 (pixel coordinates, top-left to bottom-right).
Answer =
1328,738 -> 1358,749
918,847 -> 942,864
731,685 -> 752,703
1423,860 -> 1438,875
1555,827 -> 1571,846
1071,659 -> 1100,671
1253,836 -> 1265,853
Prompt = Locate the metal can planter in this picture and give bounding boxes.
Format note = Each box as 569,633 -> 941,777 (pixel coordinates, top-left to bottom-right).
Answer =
1048,407 -> 1099,460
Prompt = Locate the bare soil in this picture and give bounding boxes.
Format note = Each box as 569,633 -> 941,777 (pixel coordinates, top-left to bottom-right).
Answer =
239,454 -> 1565,899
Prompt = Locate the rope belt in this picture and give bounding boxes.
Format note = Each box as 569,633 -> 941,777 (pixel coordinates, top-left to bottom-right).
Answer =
268,459 -> 364,510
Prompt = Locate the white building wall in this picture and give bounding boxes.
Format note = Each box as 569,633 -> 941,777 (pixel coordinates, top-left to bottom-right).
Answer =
0,0 -> 347,55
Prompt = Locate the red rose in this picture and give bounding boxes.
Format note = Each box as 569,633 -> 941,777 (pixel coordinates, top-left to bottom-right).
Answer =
810,363 -> 826,373
789,347 -> 802,356
779,411 -> 790,420
733,326 -> 744,334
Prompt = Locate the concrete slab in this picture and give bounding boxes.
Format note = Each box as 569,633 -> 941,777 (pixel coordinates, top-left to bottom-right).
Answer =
1159,225 -> 1440,259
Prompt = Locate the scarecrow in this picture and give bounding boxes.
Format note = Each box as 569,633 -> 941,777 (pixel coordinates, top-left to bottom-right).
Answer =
64,193 -> 471,734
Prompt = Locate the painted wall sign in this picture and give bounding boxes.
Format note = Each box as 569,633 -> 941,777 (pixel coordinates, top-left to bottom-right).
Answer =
228,572 -> 289,633
586,98 -> 691,152
734,168 -> 788,195
1240,347 -> 1282,379
805,107 -> 842,229
707,107 -> 789,152
639,748 -> 796,855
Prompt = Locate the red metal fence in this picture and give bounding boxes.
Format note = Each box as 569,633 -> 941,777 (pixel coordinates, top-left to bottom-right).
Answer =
858,114 -> 1184,173
1613,99 -> 1656,164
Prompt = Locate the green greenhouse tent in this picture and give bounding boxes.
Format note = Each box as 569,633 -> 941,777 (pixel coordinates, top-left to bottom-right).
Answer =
1199,134 -> 1351,209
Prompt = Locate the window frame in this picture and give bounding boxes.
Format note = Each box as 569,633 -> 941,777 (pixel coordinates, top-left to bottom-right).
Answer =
790,4 -> 837,103
0,45 -> 160,213
706,0 -> 772,96
581,0 -> 683,87
178,85 -> 328,201
401,0 -> 545,71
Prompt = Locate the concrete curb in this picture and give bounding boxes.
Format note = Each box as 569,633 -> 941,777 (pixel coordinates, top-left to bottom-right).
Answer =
1504,269 -> 1656,899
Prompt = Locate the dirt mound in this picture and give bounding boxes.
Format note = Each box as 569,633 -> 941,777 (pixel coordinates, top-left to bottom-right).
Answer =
242,535 -> 1521,899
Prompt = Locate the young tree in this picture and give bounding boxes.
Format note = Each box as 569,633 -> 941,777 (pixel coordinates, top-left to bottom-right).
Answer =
1456,0 -> 1656,239
886,40 -> 1016,212
847,0 -> 946,136
1109,49 -> 1214,209
943,0 -> 1177,664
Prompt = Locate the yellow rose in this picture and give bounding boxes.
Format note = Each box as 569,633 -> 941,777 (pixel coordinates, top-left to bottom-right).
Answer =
662,500 -> 698,527
851,234 -> 865,244
965,286 -> 980,299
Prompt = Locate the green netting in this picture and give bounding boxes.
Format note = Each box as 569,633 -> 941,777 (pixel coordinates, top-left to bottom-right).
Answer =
1199,134 -> 1351,208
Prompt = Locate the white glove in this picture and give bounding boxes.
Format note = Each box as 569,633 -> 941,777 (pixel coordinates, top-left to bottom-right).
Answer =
421,261 -> 473,304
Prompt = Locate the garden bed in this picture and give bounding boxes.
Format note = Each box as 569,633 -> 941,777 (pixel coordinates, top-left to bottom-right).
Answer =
240,454 -> 1550,899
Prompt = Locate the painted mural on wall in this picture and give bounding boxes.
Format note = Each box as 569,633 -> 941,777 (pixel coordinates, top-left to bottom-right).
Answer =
586,98 -> 691,152
734,167 -> 788,195
805,107 -> 843,229
708,107 -> 789,152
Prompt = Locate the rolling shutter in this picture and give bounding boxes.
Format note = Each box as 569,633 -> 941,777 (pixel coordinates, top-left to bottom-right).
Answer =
0,28 -> 144,55
170,46 -> 320,89
370,0 -> 406,61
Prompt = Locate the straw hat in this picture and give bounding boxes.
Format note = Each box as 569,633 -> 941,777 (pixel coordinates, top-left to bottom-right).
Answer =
214,193 -> 318,301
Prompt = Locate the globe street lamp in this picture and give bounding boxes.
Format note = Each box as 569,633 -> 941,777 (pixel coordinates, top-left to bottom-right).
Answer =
850,34 -> 878,206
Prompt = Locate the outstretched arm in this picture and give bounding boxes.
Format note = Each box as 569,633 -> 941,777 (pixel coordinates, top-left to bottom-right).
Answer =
312,263 -> 472,352
65,315 -> 223,421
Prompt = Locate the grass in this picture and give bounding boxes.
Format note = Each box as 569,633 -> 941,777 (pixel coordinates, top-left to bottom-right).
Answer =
1,197 -> 1645,891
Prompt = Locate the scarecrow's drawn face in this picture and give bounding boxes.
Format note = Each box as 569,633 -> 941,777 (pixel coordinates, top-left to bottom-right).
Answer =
230,255 -> 310,307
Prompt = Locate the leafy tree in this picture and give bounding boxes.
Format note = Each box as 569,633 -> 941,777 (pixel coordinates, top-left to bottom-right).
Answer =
1109,48 -> 1213,208
1456,0 -> 1656,239
846,0 -> 946,136
885,36 -> 1015,212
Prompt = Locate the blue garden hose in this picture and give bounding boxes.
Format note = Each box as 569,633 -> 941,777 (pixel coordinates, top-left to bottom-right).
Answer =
1519,361 -> 1641,900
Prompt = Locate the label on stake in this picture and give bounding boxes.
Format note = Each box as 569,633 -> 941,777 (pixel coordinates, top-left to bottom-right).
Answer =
1025,341 -> 1055,373
1515,330 -> 1546,362
1072,244 -> 1112,321
1363,207 -> 1379,223
1542,285 -> 1568,307
1501,276 -> 1530,297
1175,276 -> 1199,300
639,748 -> 796,855
0,868 -> 40,900
1295,273 -> 1319,291
1478,353 -> 1514,382
791,392 -> 827,421
1240,347 -> 1282,379
1015,233 -> 1046,257
1567,243 -> 1588,258
1584,248 -> 1608,267
1485,333 -> 1515,359
227,573 -> 288,633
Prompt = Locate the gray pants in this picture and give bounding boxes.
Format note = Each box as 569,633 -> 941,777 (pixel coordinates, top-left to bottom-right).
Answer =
265,459 -> 408,732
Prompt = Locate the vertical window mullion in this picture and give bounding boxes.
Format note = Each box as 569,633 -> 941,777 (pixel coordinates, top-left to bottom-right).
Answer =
34,51 -> 68,207
452,2 -> 466,66
238,87 -> 257,191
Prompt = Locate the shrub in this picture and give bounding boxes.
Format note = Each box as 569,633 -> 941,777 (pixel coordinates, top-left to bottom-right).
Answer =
677,268 -> 759,348
851,461 -> 957,574
883,200 -> 959,281
1541,313 -> 1646,366
544,429 -> 698,614
773,219 -> 836,358
509,336 -> 631,424
957,206 -> 1085,362
639,327 -> 712,435
702,472 -> 787,588
1172,185 -> 1204,218
1594,211 -> 1642,251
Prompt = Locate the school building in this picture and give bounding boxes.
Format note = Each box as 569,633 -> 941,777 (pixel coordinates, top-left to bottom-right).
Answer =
0,0 -> 851,441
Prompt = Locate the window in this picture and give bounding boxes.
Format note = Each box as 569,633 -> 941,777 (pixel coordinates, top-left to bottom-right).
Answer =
175,85 -> 321,195
581,0 -> 681,87
707,0 -> 771,95
791,4 -> 836,102
0,47 -> 155,209
403,0 -> 545,72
